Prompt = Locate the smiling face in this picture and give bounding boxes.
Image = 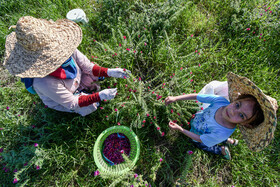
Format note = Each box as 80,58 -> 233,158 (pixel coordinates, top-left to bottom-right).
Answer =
222,98 -> 256,125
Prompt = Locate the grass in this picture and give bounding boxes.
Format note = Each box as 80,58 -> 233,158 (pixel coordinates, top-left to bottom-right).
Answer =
0,0 -> 279,186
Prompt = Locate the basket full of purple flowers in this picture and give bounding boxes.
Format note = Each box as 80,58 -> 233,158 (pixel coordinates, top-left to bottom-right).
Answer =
93,126 -> 140,176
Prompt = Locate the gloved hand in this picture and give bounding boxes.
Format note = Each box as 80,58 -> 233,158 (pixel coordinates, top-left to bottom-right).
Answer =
99,88 -> 118,101
107,68 -> 131,78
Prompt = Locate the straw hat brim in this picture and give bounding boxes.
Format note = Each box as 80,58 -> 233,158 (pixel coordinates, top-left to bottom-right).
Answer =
227,72 -> 278,152
4,18 -> 82,78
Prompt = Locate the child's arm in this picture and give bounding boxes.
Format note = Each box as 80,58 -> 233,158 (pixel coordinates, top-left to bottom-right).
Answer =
165,94 -> 198,105
169,121 -> 201,142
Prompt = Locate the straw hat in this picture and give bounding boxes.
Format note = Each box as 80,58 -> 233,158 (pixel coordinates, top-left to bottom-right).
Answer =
227,72 -> 278,152
3,16 -> 82,78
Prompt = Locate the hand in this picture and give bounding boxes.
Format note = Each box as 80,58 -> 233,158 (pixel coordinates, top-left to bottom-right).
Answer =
165,96 -> 177,105
107,68 -> 131,79
99,88 -> 117,101
169,121 -> 183,132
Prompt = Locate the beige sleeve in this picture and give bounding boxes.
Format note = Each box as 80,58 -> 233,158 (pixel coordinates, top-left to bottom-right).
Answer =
33,77 -> 97,116
73,49 -> 95,75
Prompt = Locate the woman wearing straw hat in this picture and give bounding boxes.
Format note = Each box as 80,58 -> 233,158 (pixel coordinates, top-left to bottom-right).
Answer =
3,16 -> 130,116
166,72 -> 278,159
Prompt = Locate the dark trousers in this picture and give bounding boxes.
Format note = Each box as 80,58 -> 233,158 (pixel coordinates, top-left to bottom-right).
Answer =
192,140 -> 227,155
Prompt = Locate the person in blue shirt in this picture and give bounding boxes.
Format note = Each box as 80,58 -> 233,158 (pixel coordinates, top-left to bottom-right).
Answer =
165,93 -> 264,160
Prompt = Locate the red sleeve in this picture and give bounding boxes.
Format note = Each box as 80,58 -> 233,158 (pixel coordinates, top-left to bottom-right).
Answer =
78,92 -> 101,107
92,65 -> 109,77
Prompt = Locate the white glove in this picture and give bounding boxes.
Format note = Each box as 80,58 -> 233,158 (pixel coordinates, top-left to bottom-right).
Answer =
107,68 -> 131,78
99,88 -> 118,101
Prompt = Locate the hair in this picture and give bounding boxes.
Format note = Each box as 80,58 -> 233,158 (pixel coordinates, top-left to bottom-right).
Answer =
236,94 -> 264,129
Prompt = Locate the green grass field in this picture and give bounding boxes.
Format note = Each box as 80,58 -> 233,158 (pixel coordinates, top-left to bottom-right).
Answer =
0,0 -> 279,186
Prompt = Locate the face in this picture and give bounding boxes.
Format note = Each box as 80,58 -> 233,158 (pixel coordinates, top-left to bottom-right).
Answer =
222,98 -> 256,125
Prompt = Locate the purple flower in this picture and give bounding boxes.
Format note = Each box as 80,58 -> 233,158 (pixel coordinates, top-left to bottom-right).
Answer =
13,178 -> 18,184
14,169 -> 18,173
187,150 -> 193,155
159,158 -> 163,162
0,128 -> 3,130
134,173 -> 138,178
24,162 -> 28,166
44,105 -> 48,108
6,106 -> 9,110
36,165 -> 40,170
34,143 -> 38,147
94,170 -> 100,176
0,148 -> 3,152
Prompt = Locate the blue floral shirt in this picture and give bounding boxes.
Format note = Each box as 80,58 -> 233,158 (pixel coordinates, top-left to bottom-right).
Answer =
190,94 -> 236,147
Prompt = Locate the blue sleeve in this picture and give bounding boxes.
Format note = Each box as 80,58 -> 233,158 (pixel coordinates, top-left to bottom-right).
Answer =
197,94 -> 229,104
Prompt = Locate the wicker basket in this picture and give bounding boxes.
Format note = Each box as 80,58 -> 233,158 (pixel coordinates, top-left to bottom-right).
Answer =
93,126 -> 140,176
